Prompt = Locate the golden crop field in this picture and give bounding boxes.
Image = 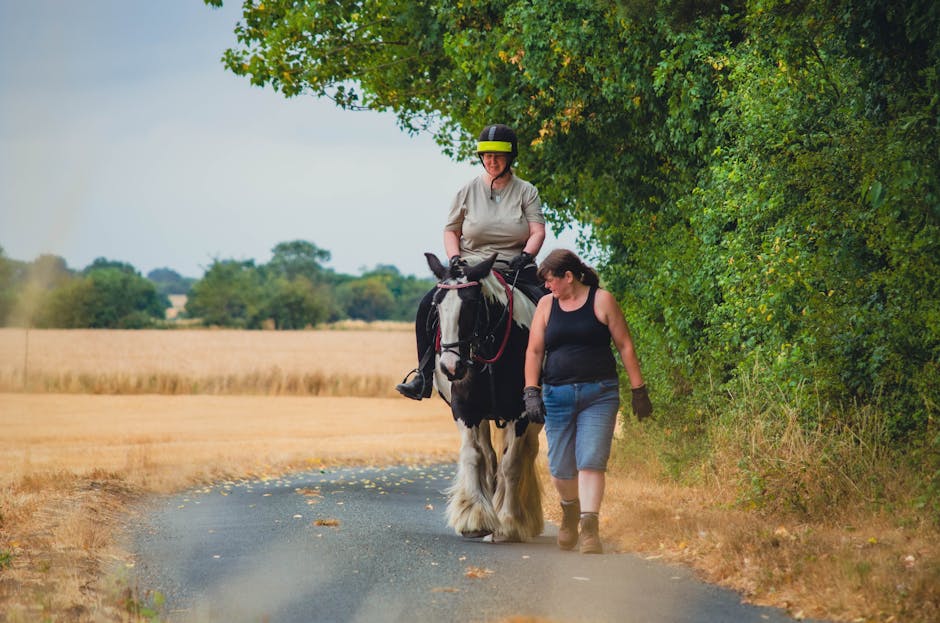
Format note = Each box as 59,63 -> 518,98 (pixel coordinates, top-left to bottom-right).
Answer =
0,326 -> 418,396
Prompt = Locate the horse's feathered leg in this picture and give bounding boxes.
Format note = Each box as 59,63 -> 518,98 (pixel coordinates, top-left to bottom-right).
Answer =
492,420 -> 544,541
446,419 -> 499,537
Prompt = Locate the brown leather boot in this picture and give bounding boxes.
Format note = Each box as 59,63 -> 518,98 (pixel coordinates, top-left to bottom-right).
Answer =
579,513 -> 603,554
557,499 -> 580,550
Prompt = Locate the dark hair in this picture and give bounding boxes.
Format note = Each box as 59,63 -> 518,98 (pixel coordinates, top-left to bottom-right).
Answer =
537,249 -> 600,287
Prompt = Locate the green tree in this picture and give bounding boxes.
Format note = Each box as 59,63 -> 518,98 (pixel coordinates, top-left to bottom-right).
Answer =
36,267 -> 166,328
358,264 -> 435,321
186,259 -> 265,328
147,267 -> 196,296
267,240 -> 331,282
673,1 -> 940,436
27,254 -> 73,289
207,0 -> 939,436
0,247 -> 20,325
83,257 -> 138,275
337,276 -> 396,322
264,276 -> 333,329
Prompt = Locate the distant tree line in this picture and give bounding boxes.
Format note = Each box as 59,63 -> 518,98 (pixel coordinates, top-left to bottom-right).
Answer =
0,240 -> 432,329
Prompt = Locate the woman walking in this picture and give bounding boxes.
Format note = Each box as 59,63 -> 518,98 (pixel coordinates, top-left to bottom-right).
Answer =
523,249 -> 652,553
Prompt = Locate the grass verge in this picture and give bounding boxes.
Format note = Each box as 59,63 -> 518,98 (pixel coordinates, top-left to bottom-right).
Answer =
606,377 -> 939,623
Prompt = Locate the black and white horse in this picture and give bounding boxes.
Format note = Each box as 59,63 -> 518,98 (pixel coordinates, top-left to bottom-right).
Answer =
425,252 -> 543,542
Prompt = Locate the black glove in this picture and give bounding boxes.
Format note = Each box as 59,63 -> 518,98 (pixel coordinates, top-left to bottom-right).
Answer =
449,254 -> 467,277
508,251 -> 533,272
523,386 -> 546,424
631,385 -> 652,421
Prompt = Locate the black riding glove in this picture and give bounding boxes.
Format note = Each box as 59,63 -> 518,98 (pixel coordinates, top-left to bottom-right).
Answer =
508,251 -> 533,272
523,386 -> 546,424
449,255 -> 467,277
631,385 -> 653,421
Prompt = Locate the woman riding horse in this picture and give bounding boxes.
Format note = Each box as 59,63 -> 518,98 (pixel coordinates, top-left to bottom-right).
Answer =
396,124 -> 547,400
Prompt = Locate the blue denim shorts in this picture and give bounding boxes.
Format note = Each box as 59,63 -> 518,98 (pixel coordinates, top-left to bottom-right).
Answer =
542,379 -> 621,479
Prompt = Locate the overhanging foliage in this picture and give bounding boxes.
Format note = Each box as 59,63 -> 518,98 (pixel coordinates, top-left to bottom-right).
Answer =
206,0 -> 939,437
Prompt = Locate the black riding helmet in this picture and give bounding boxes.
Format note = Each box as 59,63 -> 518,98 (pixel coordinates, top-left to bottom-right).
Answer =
476,124 -> 518,198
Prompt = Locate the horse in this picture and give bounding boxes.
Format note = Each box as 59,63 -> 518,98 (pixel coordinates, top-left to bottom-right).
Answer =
424,252 -> 543,542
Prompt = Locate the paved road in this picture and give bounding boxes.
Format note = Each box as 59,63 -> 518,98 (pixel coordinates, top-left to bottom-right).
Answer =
128,464 -> 825,623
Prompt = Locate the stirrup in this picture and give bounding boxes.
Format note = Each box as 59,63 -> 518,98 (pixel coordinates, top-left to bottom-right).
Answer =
395,369 -> 432,400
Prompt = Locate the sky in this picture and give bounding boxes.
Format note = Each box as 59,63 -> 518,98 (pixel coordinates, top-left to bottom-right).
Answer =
0,1 -> 581,280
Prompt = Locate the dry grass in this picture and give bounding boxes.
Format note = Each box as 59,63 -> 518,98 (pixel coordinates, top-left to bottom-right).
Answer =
0,328 -> 936,622
592,407 -> 940,623
593,468 -> 938,623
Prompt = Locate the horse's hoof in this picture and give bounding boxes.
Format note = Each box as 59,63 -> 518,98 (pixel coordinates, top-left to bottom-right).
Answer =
485,533 -> 522,544
460,529 -> 493,539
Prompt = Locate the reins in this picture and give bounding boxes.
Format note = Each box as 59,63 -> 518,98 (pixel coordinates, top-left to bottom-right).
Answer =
435,267 -> 522,429
472,271 -> 514,364
434,269 -> 516,365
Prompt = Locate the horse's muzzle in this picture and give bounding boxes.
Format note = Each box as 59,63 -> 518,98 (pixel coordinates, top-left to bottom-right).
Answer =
439,350 -> 469,381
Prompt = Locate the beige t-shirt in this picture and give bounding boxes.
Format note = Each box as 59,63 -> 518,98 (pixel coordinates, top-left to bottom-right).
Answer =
445,175 -> 545,265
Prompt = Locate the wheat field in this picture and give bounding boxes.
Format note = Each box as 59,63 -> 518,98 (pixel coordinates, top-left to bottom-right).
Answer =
0,326 -> 418,396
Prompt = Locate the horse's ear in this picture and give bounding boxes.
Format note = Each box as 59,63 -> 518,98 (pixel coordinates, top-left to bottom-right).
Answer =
464,253 -> 498,282
425,253 -> 448,280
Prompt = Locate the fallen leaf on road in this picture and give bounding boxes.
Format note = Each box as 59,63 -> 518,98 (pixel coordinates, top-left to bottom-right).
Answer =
314,518 -> 340,527
431,587 -> 460,593
296,487 -> 321,497
465,566 -> 494,579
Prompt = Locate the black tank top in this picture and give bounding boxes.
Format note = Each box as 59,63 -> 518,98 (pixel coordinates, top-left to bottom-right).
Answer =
543,286 -> 617,384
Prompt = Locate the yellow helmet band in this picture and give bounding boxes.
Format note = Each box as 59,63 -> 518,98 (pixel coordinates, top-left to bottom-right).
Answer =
476,140 -> 513,153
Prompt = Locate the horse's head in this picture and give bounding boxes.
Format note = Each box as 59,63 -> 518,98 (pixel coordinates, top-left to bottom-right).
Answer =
425,252 -> 499,382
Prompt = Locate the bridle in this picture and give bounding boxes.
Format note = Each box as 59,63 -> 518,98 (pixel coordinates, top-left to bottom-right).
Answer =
435,271 -> 515,366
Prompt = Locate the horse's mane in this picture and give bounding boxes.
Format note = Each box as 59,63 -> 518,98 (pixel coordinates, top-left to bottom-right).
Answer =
479,272 -> 536,329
